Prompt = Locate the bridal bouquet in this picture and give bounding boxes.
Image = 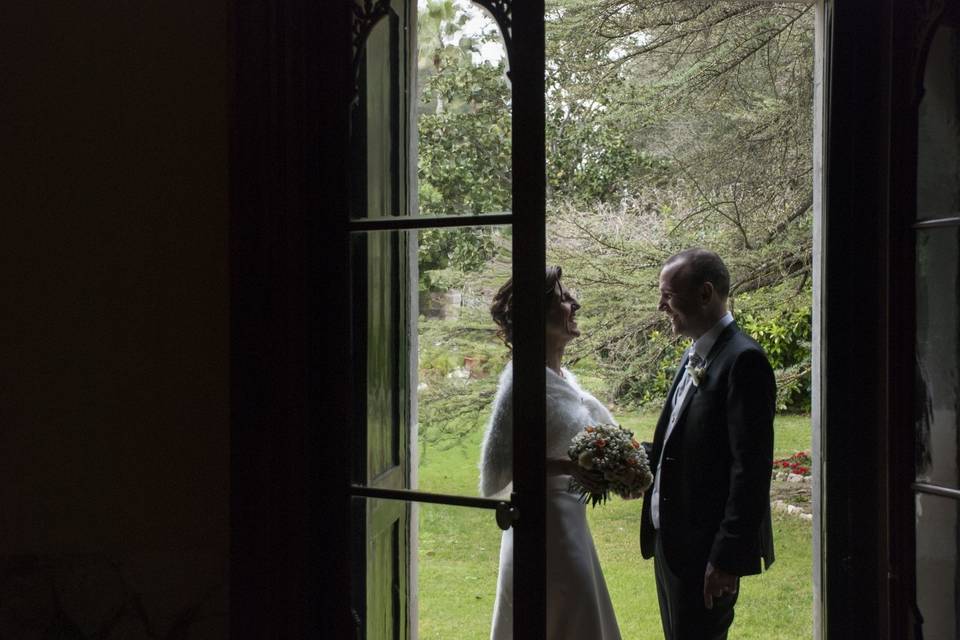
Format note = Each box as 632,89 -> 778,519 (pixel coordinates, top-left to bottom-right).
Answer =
567,424 -> 654,507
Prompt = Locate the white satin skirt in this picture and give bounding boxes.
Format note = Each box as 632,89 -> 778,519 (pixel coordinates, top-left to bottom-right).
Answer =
489,475 -> 622,640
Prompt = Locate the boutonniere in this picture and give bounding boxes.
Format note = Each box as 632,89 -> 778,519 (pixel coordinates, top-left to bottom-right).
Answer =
685,362 -> 706,387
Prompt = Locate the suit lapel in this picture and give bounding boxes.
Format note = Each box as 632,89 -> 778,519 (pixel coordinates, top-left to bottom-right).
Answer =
656,323 -> 741,452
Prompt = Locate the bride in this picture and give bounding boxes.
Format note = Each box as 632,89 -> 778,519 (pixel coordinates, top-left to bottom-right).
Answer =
479,266 -> 622,640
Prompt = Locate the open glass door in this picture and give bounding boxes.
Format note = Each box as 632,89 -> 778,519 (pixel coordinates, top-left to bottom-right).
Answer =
347,0 -> 545,637
913,9 -> 960,638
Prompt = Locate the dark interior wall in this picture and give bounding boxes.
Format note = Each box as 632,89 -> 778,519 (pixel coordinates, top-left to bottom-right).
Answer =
0,2 -> 229,637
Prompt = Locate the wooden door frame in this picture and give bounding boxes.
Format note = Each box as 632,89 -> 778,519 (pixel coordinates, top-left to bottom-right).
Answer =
819,0 -> 897,635
229,0 -> 947,637
818,0 -> 947,637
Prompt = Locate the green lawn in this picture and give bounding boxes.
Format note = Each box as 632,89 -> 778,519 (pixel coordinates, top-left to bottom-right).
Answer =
416,410 -> 812,639
617,410 -> 810,460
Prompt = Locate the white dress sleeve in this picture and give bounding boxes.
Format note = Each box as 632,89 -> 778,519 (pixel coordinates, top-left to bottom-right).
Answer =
479,363 -> 513,498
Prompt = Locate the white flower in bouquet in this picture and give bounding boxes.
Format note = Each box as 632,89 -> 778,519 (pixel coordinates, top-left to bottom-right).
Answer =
567,423 -> 654,507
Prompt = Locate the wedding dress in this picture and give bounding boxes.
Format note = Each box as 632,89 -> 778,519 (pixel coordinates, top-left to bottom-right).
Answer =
479,363 -> 622,640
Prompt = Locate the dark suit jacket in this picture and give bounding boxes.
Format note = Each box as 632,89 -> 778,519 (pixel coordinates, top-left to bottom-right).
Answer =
640,322 -> 776,580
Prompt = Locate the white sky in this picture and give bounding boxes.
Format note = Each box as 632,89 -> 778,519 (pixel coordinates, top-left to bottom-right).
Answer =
419,0 -> 506,64
417,1 -> 650,65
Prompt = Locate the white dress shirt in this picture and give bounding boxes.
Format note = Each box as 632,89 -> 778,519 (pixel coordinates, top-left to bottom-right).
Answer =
651,312 -> 734,529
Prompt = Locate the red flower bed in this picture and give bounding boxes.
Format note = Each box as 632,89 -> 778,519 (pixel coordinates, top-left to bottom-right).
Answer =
773,451 -> 811,476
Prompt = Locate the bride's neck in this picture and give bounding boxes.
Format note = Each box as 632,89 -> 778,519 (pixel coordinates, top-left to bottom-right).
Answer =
546,345 -> 564,377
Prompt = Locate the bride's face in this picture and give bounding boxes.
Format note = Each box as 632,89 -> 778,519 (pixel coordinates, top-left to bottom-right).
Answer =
546,281 -> 581,345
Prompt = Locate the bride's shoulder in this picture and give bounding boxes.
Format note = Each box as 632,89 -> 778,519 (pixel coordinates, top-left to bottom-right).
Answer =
559,369 -> 614,414
560,367 -> 578,385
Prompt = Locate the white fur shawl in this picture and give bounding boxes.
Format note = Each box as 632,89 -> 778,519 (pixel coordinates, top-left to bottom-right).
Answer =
478,362 -> 616,498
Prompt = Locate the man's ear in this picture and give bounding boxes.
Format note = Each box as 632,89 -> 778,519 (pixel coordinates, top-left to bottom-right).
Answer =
700,281 -> 715,304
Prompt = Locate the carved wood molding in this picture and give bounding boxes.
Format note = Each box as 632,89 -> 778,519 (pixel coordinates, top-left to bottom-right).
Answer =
472,0 -> 514,70
909,0 -> 947,107
350,0 -> 515,106
350,0 -> 392,106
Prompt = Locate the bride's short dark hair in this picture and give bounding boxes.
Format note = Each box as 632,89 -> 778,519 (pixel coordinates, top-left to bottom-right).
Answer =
490,266 -> 563,350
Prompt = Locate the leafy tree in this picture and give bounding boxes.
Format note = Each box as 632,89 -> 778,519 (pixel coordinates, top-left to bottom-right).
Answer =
415,0 -> 815,416
416,1 -> 510,285
546,0 -> 815,409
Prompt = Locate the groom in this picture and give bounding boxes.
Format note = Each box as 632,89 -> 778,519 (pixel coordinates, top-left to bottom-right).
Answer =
641,248 -> 775,640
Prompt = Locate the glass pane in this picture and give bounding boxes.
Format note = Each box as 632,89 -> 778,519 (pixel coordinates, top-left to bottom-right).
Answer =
351,2 -> 411,219
917,24 -> 960,220
915,227 -> 960,487
915,492 -> 960,639
416,0 -> 511,216
352,496 -> 412,640
417,502 -> 503,639
352,229 -> 414,487
353,225 -> 513,495
351,497 -> 502,640
417,225 -> 512,497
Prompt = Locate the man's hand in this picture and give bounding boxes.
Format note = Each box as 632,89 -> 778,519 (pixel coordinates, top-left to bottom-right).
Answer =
703,562 -> 738,609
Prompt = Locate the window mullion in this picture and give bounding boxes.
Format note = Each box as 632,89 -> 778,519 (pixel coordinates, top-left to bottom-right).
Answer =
509,0 -> 547,637
348,212 -> 513,231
